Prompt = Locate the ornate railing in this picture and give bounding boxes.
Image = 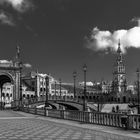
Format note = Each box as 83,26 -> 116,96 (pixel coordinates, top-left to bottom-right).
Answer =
20,107 -> 140,130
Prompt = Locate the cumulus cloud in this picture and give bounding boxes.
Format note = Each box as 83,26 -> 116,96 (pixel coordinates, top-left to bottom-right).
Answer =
0,0 -> 33,13
86,19 -> 140,54
0,11 -> 15,26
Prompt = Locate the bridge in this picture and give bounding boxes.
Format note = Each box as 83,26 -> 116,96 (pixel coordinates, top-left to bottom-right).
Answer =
26,98 -> 98,111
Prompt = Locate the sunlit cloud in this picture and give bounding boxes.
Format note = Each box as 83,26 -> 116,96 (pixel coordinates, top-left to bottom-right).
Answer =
86,18 -> 140,54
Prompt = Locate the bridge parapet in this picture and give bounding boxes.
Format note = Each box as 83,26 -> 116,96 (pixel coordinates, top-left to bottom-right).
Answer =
21,107 -> 140,130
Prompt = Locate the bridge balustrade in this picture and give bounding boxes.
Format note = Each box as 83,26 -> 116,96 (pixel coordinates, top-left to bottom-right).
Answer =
36,108 -> 45,116
20,107 -> 140,130
127,115 -> 140,129
47,109 -> 63,118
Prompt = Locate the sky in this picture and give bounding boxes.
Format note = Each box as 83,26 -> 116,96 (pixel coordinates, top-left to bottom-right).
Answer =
0,0 -> 140,84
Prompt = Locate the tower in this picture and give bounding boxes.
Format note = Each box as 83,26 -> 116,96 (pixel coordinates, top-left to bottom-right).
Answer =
112,41 -> 127,93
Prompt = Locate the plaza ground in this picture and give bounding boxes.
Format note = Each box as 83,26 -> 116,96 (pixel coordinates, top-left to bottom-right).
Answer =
0,110 -> 139,140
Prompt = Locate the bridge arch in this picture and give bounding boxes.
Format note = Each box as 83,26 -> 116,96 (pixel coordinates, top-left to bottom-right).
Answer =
57,102 -> 79,110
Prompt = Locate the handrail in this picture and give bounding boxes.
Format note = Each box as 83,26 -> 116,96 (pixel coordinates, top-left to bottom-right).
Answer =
20,107 -> 140,130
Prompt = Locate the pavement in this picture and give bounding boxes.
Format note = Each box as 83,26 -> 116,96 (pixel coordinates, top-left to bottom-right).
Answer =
0,110 -> 139,140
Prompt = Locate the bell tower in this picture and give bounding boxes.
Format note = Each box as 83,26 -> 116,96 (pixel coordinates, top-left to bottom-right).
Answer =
112,41 -> 127,93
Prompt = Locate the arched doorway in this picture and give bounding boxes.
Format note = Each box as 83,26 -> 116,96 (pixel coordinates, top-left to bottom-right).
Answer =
0,74 -> 14,108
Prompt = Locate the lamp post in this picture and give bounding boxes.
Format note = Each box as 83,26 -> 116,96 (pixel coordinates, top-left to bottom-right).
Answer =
55,81 -> 57,100
59,78 -> 62,100
83,64 -> 87,111
1,86 -> 3,110
35,74 -> 38,102
136,68 -> 140,114
73,71 -> 77,100
45,76 -> 49,107
19,62 -> 23,108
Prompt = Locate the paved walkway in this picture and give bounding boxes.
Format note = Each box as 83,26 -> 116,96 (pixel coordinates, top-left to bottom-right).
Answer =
0,110 -> 139,140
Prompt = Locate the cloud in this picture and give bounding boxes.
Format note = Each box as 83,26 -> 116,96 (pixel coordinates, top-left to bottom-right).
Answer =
23,63 -> 32,68
0,0 -> 34,26
0,0 -> 34,13
0,11 -> 15,26
131,17 -> 140,26
86,23 -> 140,54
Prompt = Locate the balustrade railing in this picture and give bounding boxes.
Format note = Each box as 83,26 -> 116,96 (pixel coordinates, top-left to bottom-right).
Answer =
20,107 -> 140,130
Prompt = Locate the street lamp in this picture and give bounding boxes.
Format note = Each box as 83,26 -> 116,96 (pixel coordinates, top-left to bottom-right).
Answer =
83,64 -> 87,111
54,81 -> 57,100
59,78 -> 62,100
136,68 -> 140,114
19,62 -> 23,108
73,71 -> 77,100
45,76 -> 49,107
1,86 -> 3,110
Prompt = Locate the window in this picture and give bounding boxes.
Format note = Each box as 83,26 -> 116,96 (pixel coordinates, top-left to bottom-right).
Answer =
123,96 -> 126,103
31,81 -> 35,86
40,88 -> 43,92
118,98 -> 120,103
27,95 -> 29,99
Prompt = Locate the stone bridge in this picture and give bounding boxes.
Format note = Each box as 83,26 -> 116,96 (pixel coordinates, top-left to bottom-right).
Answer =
29,99 -> 98,111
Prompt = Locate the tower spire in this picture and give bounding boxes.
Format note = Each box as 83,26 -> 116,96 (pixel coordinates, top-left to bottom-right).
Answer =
112,39 -> 126,93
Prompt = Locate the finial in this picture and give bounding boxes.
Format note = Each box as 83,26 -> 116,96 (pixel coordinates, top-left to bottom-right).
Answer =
16,45 -> 20,60
36,69 -> 38,74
